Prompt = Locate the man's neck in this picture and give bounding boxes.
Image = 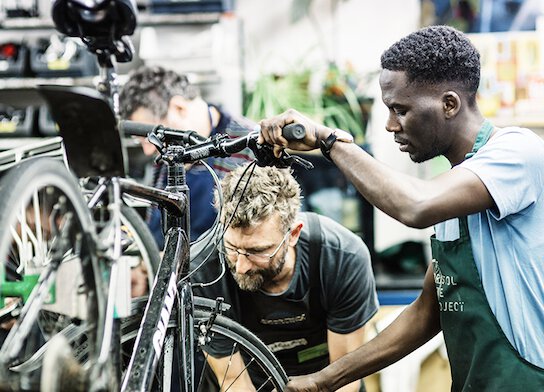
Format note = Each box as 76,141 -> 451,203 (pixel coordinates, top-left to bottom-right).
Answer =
446,113 -> 487,165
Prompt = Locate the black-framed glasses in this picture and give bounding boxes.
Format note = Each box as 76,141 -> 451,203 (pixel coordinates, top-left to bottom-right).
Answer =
218,229 -> 291,264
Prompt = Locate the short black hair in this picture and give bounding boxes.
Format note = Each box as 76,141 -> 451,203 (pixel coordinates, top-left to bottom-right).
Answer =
119,66 -> 199,120
381,25 -> 480,98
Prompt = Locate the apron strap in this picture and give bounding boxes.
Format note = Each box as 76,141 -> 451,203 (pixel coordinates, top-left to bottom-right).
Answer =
458,216 -> 470,239
464,119 -> 494,159
459,119 -> 493,237
307,212 -> 325,319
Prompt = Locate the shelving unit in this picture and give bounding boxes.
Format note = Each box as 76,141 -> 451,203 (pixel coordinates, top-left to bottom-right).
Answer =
0,12 -> 222,30
0,10 -> 243,152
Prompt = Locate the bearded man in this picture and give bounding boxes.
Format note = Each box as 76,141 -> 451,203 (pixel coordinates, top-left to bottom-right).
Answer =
190,164 -> 378,392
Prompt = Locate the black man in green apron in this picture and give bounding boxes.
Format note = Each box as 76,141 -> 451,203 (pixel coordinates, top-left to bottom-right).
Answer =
430,119 -> 544,390
258,25 -> 544,392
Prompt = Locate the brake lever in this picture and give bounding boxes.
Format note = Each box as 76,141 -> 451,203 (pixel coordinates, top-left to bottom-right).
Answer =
286,152 -> 314,170
248,139 -> 314,170
148,132 -> 165,155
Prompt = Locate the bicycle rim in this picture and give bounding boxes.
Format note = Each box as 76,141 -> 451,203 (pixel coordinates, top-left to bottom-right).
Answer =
194,309 -> 288,392
119,204 -> 161,292
0,158 -> 101,391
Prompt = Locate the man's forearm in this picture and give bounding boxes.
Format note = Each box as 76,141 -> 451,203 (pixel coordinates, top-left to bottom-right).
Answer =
322,303 -> 440,390
329,142 -> 430,228
316,266 -> 441,390
336,379 -> 361,392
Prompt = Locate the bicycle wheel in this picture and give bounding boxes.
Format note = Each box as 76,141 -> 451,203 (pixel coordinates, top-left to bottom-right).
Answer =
0,158 -> 102,391
119,298 -> 289,392
119,204 -> 161,294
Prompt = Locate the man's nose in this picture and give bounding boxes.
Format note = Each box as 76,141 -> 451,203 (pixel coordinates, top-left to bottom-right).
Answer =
235,254 -> 253,274
385,114 -> 401,133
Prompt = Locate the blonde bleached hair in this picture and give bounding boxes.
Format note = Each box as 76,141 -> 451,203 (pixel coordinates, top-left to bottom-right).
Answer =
218,165 -> 301,231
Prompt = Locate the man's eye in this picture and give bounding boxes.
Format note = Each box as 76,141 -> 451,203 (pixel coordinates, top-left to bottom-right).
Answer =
247,250 -> 265,256
394,108 -> 406,116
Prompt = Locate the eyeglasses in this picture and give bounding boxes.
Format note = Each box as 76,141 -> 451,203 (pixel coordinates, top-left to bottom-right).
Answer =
219,229 -> 291,264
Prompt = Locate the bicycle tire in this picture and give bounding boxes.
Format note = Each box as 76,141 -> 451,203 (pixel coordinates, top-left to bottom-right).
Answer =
119,298 -> 288,392
0,158 -> 103,391
194,308 -> 289,392
119,204 -> 161,288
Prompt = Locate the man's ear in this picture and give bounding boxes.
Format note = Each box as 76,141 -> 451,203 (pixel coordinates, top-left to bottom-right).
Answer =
442,91 -> 461,119
288,221 -> 304,246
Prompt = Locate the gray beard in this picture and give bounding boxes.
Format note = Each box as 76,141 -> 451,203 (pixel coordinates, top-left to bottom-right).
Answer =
229,247 -> 288,292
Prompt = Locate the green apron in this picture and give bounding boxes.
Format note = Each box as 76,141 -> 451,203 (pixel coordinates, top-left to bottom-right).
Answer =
430,120 -> 544,391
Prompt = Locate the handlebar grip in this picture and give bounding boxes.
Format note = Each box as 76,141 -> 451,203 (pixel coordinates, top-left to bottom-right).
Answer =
282,123 -> 306,141
118,120 -> 156,137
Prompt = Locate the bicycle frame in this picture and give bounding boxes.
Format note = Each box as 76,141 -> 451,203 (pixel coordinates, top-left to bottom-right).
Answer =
34,37 -> 200,388
85,155 -> 196,391
121,160 -> 194,392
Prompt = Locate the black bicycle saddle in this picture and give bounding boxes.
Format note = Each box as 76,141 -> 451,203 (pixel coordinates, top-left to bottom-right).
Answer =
52,0 -> 137,40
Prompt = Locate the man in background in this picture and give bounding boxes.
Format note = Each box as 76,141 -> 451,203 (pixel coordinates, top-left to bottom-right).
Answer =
119,66 -> 254,247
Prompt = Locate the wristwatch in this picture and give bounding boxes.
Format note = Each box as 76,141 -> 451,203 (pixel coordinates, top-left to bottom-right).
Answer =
319,128 -> 354,161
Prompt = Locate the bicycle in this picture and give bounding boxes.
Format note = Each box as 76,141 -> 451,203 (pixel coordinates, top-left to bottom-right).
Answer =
0,1 -> 311,391
0,87 -> 308,392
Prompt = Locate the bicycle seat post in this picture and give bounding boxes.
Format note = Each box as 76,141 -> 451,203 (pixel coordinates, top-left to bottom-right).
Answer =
52,0 -> 137,118
95,51 -> 121,117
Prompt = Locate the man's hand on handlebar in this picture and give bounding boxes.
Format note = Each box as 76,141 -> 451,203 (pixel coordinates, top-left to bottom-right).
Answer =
258,109 -> 333,157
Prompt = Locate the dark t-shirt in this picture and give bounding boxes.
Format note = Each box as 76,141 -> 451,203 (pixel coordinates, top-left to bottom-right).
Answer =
190,212 -> 379,373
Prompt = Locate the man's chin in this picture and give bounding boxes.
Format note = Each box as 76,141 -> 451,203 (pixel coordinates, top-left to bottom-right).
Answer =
233,274 -> 264,292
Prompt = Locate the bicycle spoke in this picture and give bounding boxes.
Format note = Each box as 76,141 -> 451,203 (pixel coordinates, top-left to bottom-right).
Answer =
219,342 -> 238,390
224,357 -> 255,391
255,377 -> 274,392
0,159 -> 101,391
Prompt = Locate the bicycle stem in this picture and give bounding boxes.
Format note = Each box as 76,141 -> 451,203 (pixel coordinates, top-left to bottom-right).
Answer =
164,149 -> 191,258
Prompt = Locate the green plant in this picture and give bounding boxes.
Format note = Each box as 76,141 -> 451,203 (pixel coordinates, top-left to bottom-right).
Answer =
244,69 -> 314,121
243,63 -> 375,144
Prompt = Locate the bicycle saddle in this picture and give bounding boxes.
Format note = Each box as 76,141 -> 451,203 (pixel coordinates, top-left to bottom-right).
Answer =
52,0 -> 137,39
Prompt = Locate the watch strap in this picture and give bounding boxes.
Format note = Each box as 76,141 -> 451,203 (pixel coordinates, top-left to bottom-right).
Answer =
319,129 -> 353,161
319,133 -> 338,161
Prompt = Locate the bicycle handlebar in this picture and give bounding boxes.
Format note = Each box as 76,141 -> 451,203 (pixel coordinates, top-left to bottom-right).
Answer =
120,120 -> 312,169
120,120 -> 304,142
119,120 -> 208,145
119,120 -> 157,137
281,123 -> 306,140
178,124 -> 307,166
